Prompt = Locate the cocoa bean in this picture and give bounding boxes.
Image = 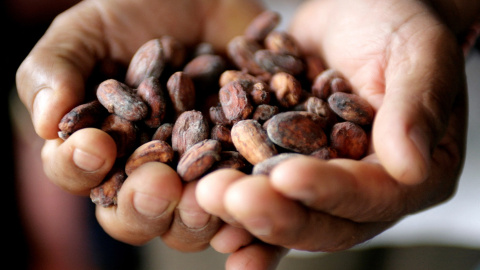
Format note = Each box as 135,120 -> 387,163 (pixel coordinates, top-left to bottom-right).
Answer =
136,76 -> 167,128
219,80 -> 254,123
244,10 -> 281,42
328,92 -> 374,125
330,121 -> 368,159
166,71 -> 196,117
58,100 -> 108,139
125,38 -> 165,87
177,139 -> 222,181
231,119 -> 277,165
101,114 -> 138,157
269,72 -> 302,108
171,110 -> 209,156
90,166 -> 125,207
125,140 -> 174,175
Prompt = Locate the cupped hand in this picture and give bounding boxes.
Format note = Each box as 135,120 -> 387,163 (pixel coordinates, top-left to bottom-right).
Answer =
197,0 -> 476,254
15,0 -> 264,253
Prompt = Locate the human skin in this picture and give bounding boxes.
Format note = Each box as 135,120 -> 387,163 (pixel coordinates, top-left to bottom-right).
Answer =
15,0 -> 479,268
197,0 -> 479,258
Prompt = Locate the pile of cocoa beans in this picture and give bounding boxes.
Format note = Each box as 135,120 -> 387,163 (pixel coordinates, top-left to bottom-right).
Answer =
57,10 -> 374,207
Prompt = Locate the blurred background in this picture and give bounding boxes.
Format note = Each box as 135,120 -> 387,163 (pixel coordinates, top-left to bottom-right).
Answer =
4,0 -> 479,269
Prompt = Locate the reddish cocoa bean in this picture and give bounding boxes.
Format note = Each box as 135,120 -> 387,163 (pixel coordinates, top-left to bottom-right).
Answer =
211,124 -> 234,150
304,55 -> 325,82
310,146 -> 338,160
330,121 -> 368,159
183,54 -> 226,91
96,79 -> 148,121
252,153 -> 303,175
58,100 -> 108,139
125,140 -> 174,175
210,151 -> 249,172
125,38 -> 165,87
269,72 -> 302,108
152,123 -> 173,142
328,92 -> 374,125
136,76 -> 167,128
166,71 -> 196,117
252,104 -> 279,123
90,166 -> 125,207
177,139 -> 222,181
254,49 -> 304,75
101,114 -> 138,157
159,35 -> 186,69
219,80 -> 254,123
244,10 -> 281,42
209,104 -> 232,126
266,111 -> 327,154
227,35 -> 266,75
311,69 -> 351,100
264,31 -> 301,57
171,110 -> 209,156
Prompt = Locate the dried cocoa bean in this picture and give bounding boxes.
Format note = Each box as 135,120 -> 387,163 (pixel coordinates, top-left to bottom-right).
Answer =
171,110 -> 209,156
159,35 -> 186,69
227,35 -> 265,75
166,71 -> 196,117
254,49 -> 304,75
244,10 -> 281,42
269,72 -> 303,108
101,114 -> 138,157
209,103 -> 232,126
177,139 -> 221,181
210,124 -> 234,150
183,54 -> 226,91
96,79 -> 148,121
58,100 -> 108,140
328,92 -> 374,125
252,152 -> 303,175
219,70 -> 263,87
330,121 -> 368,159
231,119 -> 277,165
264,31 -> 301,57
310,146 -> 338,160
252,104 -> 279,123
304,55 -> 325,82
266,111 -> 327,154
125,38 -> 165,87
219,80 -> 254,123
136,76 -> 167,128
295,96 -> 336,127
209,151 -> 249,171
311,69 -> 351,100
90,166 -> 125,207
125,140 -> 174,175
152,123 -> 173,142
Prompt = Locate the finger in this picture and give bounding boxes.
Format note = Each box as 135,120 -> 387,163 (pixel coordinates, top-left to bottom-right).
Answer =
161,181 -> 223,252
269,156 -> 457,223
225,242 -> 288,270
96,162 -> 182,245
16,1 -> 105,139
41,128 -> 117,195
375,17 -> 466,184
210,224 -> 254,254
224,174 -> 395,251
196,169 -> 247,226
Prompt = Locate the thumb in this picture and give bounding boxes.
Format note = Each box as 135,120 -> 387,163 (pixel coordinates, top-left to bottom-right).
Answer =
374,21 -> 466,185
16,1 -> 105,140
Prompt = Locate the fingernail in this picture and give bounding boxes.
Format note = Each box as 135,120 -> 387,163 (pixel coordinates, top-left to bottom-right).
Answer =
246,217 -> 272,236
133,192 -> 170,218
179,209 -> 211,229
73,148 -> 105,172
32,88 -> 51,126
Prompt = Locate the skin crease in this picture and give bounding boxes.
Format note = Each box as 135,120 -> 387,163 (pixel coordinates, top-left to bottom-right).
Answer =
14,0 -> 479,269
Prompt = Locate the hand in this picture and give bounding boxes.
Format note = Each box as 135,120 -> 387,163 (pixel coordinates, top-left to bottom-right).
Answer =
197,0 -> 477,254
15,0 -> 267,255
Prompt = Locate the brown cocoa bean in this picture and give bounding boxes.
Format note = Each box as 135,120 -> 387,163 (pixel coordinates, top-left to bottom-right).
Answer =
264,31 -> 301,57
330,121 -> 368,159
252,152 -> 302,175
219,70 -> 263,87
183,54 -> 226,91
269,72 -> 303,108
250,82 -> 271,105
125,38 -> 165,87
136,76 -> 167,128
209,151 -> 249,172
96,79 -> 148,121
125,140 -> 174,175
311,69 -> 351,100
219,80 -> 254,123
171,110 -> 209,156
152,123 -> 173,142
266,111 -> 327,154
231,119 -> 277,165
227,35 -> 266,75
166,71 -> 196,117
159,35 -> 186,69
252,104 -> 279,123
177,139 -> 222,181
310,146 -> 338,160
328,92 -> 374,125
101,114 -> 139,157
304,55 -> 325,82
90,166 -> 125,207
244,10 -> 281,42
210,124 -> 234,150
254,49 -> 304,75
295,96 -> 337,127
58,100 -> 108,140
209,104 -> 232,126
